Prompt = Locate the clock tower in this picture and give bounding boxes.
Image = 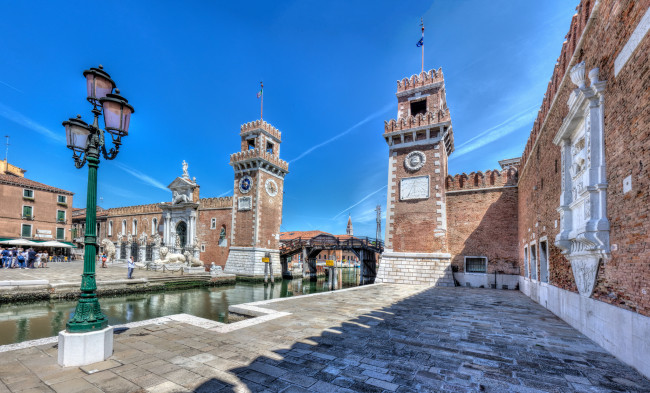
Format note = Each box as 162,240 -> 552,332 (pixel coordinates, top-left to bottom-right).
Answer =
377,69 -> 455,286
224,120 -> 289,278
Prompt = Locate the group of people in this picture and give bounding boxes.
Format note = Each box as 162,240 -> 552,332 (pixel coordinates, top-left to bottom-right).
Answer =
0,247 -> 55,269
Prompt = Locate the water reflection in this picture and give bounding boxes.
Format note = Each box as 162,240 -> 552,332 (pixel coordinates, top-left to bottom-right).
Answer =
0,268 -> 360,345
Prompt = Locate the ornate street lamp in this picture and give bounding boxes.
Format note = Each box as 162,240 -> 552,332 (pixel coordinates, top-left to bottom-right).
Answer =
59,65 -> 133,366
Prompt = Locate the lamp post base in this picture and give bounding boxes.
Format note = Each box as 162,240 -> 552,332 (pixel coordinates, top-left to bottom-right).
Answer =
57,326 -> 113,367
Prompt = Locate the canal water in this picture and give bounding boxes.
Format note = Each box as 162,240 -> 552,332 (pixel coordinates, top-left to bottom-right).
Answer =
0,268 -> 360,346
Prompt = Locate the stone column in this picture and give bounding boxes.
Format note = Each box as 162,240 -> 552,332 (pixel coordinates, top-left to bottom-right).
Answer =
139,245 -> 147,262
152,244 -> 160,262
125,242 -> 132,261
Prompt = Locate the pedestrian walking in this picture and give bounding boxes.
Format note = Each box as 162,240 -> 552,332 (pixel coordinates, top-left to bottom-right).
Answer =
41,251 -> 48,268
27,248 -> 36,269
1,247 -> 9,268
17,249 -> 26,269
127,256 -> 135,279
101,253 -> 107,268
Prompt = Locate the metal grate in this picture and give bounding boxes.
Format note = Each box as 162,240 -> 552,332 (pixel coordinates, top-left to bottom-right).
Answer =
466,257 -> 487,273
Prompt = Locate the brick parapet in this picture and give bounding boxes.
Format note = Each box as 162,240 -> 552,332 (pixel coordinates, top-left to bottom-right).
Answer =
198,197 -> 233,210
106,203 -> 164,217
240,120 -> 281,141
384,110 -> 451,134
396,68 -> 445,93
229,148 -> 289,172
519,0 -> 595,176
445,168 -> 518,191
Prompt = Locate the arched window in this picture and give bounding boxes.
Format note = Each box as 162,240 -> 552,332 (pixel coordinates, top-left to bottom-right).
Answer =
132,219 -> 138,235
152,218 -> 158,235
121,220 -> 126,235
108,221 -> 113,236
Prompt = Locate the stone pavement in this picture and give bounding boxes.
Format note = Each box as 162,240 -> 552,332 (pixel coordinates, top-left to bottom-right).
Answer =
0,261 -> 178,285
1,285 -> 649,392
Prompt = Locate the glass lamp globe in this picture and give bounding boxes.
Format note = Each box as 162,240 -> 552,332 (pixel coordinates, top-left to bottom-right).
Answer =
63,115 -> 90,152
99,89 -> 134,137
83,65 -> 116,103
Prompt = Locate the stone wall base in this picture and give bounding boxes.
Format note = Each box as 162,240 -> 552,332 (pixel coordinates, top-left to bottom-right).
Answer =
224,247 -> 282,277
377,252 -> 454,286
519,277 -> 650,379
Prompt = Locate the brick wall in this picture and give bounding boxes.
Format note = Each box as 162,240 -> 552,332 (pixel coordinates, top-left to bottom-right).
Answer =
231,173 -> 256,247
197,207 -> 231,267
389,144 -> 447,253
518,0 -> 650,316
447,184 -> 519,275
256,171 -> 284,250
0,183 -> 73,241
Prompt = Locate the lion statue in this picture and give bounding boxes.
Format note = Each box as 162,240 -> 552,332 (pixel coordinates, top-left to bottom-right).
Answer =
101,239 -> 116,263
183,251 -> 204,268
154,246 -> 185,265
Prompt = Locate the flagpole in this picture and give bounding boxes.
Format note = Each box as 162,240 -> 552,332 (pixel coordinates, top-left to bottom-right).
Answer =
260,81 -> 264,120
421,18 -> 424,73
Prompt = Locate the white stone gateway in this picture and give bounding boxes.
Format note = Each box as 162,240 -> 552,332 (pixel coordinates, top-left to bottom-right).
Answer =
553,62 -> 609,297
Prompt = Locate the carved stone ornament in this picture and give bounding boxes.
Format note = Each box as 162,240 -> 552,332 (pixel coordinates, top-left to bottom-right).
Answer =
553,62 -> 609,297
239,175 -> 253,194
404,151 -> 426,171
265,178 -> 278,197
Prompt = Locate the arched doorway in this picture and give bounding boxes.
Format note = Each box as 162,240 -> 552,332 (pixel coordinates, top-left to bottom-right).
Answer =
176,221 -> 187,248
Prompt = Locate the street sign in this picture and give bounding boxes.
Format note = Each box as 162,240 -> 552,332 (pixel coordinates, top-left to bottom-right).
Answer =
262,257 -> 270,263
325,260 -> 334,266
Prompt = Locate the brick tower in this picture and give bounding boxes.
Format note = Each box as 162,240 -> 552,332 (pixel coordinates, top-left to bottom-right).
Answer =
377,69 -> 455,285
224,120 -> 289,277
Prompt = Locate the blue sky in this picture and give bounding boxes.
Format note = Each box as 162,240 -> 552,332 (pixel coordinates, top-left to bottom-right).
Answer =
0,0 -> 576,238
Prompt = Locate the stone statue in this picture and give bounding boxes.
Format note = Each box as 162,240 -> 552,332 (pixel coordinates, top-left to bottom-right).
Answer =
139,232 -> 147,246
153,233 -> 161,247
172,190 -> 190,204
193,236 -> 199,248
183,250 -> 203,267
175,235 -> 181,248
126,232 -> 133,244
101,239 -> 116,263
182,160 -> 189,179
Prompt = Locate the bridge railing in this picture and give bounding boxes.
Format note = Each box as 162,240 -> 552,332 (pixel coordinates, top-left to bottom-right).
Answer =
280,236 -> 384,255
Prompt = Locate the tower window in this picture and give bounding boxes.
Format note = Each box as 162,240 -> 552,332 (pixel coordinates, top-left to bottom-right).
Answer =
247,139 -> 255,150
266,142 -> 274,154
410,100 -> 427,116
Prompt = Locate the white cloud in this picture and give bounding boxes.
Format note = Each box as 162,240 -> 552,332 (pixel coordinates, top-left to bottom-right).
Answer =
112,162 -> 168,191
0,80 -> 24,94
451,104 -> 538,159
288,102 -> 393,164
0,102 -> 64,143
332,185 -> 386,220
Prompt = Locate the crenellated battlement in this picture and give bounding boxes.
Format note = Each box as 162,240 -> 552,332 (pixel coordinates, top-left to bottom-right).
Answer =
384,110 -> 451,134
445,167 -> 518,191
397,68 -> 444,93
230,148 -> 289,172
240,120 -> 281,141
107,203 -> 164,216
199,196 -> 233,209
520,1 -> 594,172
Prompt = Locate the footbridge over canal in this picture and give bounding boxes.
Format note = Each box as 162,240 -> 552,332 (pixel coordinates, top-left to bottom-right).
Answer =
280,233 -> 383,284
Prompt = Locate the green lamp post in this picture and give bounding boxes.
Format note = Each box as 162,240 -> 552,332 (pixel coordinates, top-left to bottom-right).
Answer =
63,65 -> 134,333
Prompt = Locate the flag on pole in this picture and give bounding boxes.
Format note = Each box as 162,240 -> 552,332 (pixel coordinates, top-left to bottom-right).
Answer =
416,37 -> 423,47
257,86 -> 263,98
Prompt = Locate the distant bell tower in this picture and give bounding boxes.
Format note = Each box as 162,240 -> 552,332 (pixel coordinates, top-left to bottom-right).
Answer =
346,214 -> 353,236
377,69 -> 455,286
224,120 -> 289,278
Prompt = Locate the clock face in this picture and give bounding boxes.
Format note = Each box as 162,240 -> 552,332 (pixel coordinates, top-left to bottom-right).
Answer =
400,176 -> 429,200
265,179 -> 278,197
239,176 -> 252,194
